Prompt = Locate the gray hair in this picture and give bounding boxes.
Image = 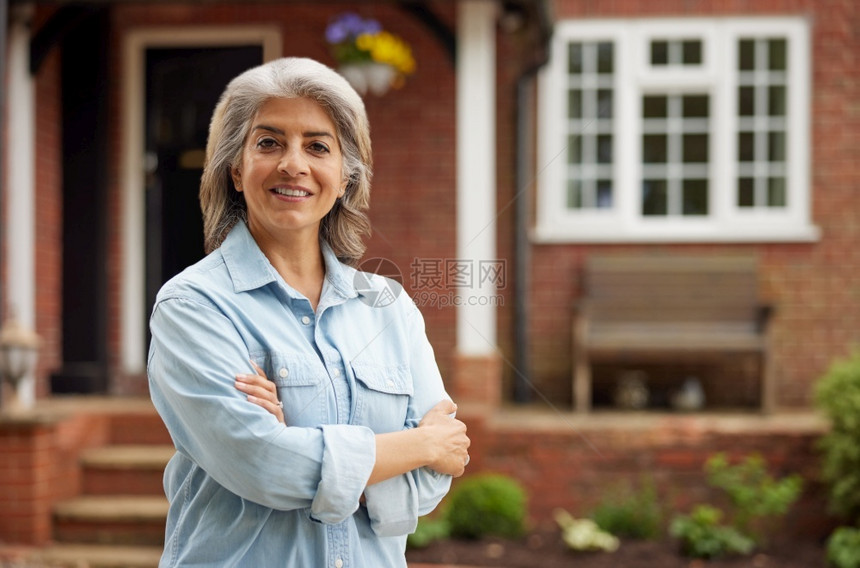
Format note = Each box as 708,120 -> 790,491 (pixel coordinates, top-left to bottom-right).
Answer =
200,57 -> 372,265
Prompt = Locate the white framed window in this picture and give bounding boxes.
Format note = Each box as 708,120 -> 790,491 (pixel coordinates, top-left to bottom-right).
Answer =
535,17 -> 818,243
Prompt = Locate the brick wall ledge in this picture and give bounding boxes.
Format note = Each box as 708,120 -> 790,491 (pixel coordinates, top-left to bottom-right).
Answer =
0,396 -> 156,427
0,409 -> 66,427
484,405 -> 828,434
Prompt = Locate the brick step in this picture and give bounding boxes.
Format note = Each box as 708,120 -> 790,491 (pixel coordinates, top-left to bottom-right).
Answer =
53,496 -> 168,546
80,445 -> 174,495
33,544 -> 162,568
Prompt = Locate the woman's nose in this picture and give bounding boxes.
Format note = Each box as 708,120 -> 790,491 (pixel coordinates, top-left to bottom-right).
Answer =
278,147 -> 308,177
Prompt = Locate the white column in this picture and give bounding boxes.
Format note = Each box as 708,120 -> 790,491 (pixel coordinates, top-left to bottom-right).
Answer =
456,0 -> 498,355
5,4 -> 37,407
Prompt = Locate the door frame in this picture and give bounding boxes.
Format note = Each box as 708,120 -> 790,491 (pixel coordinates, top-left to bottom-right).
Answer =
120,26 -> 282,376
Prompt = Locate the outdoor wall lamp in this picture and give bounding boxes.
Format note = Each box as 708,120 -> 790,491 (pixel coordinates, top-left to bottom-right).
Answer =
0,312 -> 40,413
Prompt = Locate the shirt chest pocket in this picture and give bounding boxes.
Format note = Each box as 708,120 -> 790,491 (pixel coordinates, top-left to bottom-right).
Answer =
351,362 -> 413,433
263,353 -> 327,428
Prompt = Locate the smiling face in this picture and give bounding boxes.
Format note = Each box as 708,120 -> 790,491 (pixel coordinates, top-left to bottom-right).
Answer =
231,97 -> 346,247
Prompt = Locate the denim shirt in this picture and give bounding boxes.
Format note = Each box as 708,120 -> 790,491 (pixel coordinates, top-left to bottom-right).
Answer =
147,221 -> 452,567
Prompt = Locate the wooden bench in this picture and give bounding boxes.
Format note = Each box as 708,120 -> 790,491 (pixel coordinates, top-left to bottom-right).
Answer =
572,255 -> 774,413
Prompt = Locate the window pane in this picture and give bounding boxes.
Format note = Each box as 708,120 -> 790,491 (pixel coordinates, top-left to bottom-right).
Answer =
568,89 -> 582,119
597,180 -> 613,208
738,86 -> 755,116
735,35 -> 791,212
643,134 -> 668,163
739,39 -> 755,70
567,135 -> 582,165
769,85 -> 786,116
683,179 -> 709,215
738,178 -> 755,207
683,40 -> 702,65
768,177 -> 786,207
651,41 -> 668,65
738,132 -> 755,162
597,89 -> 613,118
643,95 -> 667,118
768,131 -> 786,162
597,42 -> 614,74
683,95 -> 709,118
769,39 -> 787,71
560,40 -> 615,212
683,134 -> 709,163
568,43 -> 583,75
642,179 -> 668,215
567,179 -> 583,209
597,134 -> 613,163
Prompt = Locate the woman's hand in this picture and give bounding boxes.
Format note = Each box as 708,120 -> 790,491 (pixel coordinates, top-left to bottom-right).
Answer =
368,399 -> 470,485
418,399 -> 470,477
235,361 -> 285,424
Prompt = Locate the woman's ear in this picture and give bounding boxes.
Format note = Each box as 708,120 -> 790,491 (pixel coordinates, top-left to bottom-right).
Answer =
231,166 -> 243,192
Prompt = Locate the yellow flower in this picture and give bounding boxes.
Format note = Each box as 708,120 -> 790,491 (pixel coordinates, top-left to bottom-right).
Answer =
356,31 -> 415,76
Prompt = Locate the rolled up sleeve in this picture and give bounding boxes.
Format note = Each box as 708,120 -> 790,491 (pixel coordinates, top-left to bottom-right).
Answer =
311,424 -> 376,524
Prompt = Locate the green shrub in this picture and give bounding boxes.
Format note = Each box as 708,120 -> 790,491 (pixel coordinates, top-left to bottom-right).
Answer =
670,504 -> 755,559
590,478 -> 663,540
671,452 -> 803,558
815,350 -> 860,521
443,473 -> 527,540
827,526 -> 860,568
705,452 -> 803,542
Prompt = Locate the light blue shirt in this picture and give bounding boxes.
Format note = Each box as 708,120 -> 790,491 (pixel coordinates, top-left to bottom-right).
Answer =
148,221 -> 452,567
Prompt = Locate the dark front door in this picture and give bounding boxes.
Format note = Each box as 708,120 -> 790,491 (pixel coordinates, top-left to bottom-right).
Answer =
143,46 -> 262,324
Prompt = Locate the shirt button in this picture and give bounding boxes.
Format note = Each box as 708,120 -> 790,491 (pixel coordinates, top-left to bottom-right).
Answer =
301,315 -> 311,325
386,379 -> 395,388
332,368 -> 341,377
278,368 -> 289,378
334,559 -> 343,568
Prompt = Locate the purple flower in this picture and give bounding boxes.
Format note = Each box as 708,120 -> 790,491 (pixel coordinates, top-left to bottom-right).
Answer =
325,12 -> 381,44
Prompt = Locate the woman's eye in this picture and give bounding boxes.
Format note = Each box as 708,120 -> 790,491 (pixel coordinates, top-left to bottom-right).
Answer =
309,142 -> 330,154
255,137 -> 279,150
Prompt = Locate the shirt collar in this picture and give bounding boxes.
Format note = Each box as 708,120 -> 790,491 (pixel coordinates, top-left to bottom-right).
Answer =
221,221 -> 359,301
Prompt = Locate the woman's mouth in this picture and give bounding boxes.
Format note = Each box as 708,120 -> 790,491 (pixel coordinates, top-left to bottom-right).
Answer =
271,187 -> 311,198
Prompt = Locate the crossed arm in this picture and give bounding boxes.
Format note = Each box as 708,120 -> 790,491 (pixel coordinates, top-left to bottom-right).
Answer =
235,362 -> 471,483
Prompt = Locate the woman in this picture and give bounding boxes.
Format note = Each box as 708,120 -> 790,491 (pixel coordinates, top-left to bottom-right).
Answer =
148,57 -> 469,567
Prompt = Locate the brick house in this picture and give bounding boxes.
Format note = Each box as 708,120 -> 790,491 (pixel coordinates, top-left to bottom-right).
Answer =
0,0 -> 856,557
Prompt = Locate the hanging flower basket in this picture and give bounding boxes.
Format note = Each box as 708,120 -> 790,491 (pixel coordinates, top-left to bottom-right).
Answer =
325,12 -> 416,96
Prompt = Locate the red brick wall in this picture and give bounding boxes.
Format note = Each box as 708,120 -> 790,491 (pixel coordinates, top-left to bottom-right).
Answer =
0,413 -> 112,545
463,410 -> 834,539
522,0 -> 860,408
0,422 -> 56,544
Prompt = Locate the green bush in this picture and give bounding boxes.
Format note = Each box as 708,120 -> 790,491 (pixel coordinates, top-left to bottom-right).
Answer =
443,473 -> 527,540
705,452 -> 803,542
671,452 -> 803,558
590,478 -> 663,540
827,526 -> 860,568
815,350 -> 860,521
670,505 -> 755,559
